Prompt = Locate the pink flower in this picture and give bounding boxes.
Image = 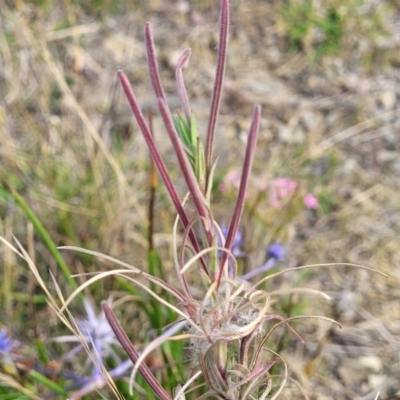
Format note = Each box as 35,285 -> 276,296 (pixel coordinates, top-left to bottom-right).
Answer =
274,178 -> 297,198
218,182 -> 227,191
269,177 -> 298,207
304,194 -> 318,209
219,170 -> 242,192
225,170 -> 241,189
270,199 -> 281,208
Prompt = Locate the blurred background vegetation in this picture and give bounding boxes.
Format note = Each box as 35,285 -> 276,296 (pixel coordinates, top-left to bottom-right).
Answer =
1,0 -> 400,398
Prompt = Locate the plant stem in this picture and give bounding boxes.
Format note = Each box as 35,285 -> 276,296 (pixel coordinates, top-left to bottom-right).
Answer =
102,302 -> 172,400
217,105 -> 261,288
205,0 -> 229,172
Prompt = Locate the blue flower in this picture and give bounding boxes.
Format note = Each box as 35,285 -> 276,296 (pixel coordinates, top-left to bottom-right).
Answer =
54,298 -> 121,378
0,328 -> 20,368
239,243 -> 285,281
68,319 -> 187,398
0,329 -> 13,354
267,242 -> 285,260
218,224 -> 246,258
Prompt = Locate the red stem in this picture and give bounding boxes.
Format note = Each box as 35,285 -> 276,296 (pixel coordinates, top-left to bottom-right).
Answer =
118,71 -> 210,277
176,48 -> 192,124
145,23 -> 213,244
102,302 -> 172,400
217,105 -> 261,288
205,0 -> 229,172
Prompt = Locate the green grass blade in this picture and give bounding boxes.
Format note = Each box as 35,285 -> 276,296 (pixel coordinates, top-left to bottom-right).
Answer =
0,175 -> 79,293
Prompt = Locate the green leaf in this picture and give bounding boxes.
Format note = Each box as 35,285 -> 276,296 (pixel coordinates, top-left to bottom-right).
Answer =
28,370 -> 67,396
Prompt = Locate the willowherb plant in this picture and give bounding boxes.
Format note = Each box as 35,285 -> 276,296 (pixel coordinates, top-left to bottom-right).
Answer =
77,0 -> 336,398
64,0 -> 367,398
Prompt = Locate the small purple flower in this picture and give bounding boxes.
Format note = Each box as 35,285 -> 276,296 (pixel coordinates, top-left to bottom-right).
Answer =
267,242 -> 285,260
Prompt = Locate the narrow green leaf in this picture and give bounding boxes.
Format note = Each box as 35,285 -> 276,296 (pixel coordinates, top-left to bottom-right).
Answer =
34,339 -> 49,364
28,370 -> 67,396
0,175 -> 80,296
